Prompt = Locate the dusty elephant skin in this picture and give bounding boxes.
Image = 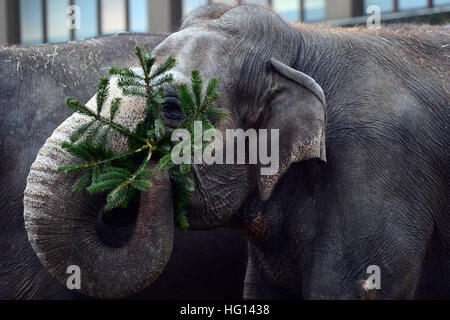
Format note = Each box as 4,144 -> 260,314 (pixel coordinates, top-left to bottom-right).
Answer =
16,3 -> 449,299
147,4 -> 447,299
0,34 -> 247,299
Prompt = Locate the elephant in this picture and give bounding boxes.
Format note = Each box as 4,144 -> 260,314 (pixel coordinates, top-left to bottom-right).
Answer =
23,3 -> 449,299
0,33 -> 247,300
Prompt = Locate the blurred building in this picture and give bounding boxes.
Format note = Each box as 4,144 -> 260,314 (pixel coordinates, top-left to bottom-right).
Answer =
1,0 -> 449,45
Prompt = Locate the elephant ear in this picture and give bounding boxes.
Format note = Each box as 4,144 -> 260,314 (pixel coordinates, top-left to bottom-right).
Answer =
257,58 -> 327,201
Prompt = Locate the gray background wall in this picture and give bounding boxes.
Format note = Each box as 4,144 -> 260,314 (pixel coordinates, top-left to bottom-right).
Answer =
0,0 -> 7,45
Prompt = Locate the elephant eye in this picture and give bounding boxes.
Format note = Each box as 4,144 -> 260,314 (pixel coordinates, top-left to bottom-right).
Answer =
161,95 -> 186,128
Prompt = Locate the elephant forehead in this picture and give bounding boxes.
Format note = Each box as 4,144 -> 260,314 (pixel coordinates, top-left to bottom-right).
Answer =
153,28 -> 230,76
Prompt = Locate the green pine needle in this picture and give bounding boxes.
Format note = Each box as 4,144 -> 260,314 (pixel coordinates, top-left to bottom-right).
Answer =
180,163 -> 191,174
65,97 -> 91,116
98,169 -> 131,181
97,78 -> 110,115
88,178 -> 125,194
69,119 -> 95,143
154,118 -> 166,141
178,83 -> 195,116
157,154 -> 173,171
150,55 -> 176,80
110,97 -> 121,120
105,185 -> 130,211
136,168 -> 154,180
205,77 -> 220,101
91,166 -> 101,184
132,179 -> 152,192
144,51 -> 156,73
191,69 -> 203,107
176,208 -> 190,232
151,74 -> 174,87
208,107 -> 230,119
109,66 -> 142,79
72,170 -> 92,192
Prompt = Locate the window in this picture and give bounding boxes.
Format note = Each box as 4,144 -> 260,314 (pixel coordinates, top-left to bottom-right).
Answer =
129,0 -> 148,32
303,0 -> 325,22
19,0 -> 43,44
17,0 -> 173,44
74,0 -> 98,40
101,0 -> 127,35
364,0 -> 394,13
244,0 -> 269,5
183,0 -> 208,17
14,0 -> 450,45
211,0 -> 238,3
273,0 -> 300,21
434,0 -> 450,6
47,0 -> 70,43
398,0 -> 427,10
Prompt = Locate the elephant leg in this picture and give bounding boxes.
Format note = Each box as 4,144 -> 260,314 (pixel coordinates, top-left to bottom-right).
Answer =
303,201 -> 434,299
245,244 -> 298,300
243,242 -> 257,300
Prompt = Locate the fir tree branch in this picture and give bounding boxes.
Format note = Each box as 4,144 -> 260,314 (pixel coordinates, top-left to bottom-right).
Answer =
105,149 -> 153,211
58,144 -> 150,173
96,78 -> 110,115
60,46 -> 229,229
66,97 -> 148,145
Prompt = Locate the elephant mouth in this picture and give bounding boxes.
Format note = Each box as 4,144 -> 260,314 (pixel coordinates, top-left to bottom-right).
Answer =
161,85 -> 186,129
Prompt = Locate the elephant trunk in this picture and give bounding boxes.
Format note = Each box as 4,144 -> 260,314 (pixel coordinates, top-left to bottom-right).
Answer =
23,79 -> 174,299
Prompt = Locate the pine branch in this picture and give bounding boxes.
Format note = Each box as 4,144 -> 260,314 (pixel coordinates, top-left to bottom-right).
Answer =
191,69 -> 203,107
96,78 -> 109,115
59,46 -> 229,230
69,119 -> 95,143
65,97 -> 147,144
109,66 -> 143,80
178,83 -> 195,117
72,170 -> 92,191
150,55 -> 176,80
208,107 -> 230,120
58,144 -> 150,173
110,97 -> 121,121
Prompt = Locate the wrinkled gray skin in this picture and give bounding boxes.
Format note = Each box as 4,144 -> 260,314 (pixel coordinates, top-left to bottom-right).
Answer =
21,3 -> 449,299
1,33 -> 247,299
153,4 -> 449,299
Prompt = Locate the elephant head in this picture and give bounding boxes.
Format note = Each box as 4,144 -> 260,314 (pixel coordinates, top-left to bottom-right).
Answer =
23,4 -> 326,299
155,4 -> 326,228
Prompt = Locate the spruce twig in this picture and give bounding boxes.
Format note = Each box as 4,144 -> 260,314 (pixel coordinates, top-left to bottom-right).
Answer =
58,46 -> 228,231
65,97 -> 147,144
